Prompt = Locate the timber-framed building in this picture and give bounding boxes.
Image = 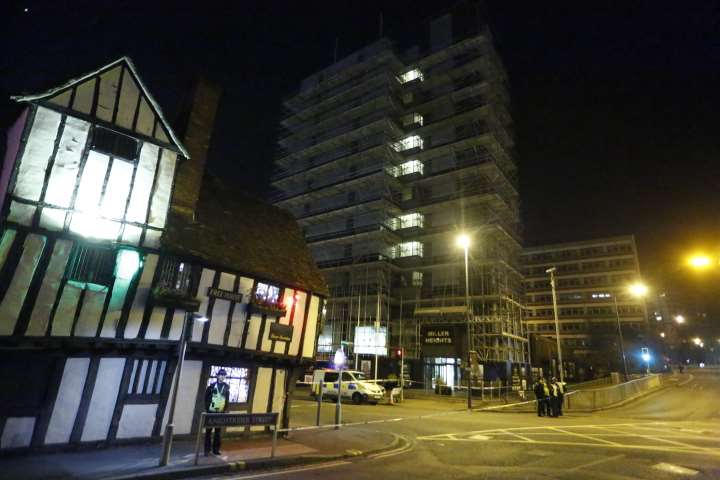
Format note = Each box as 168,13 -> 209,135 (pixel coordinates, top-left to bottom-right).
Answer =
0,58 -> 327,452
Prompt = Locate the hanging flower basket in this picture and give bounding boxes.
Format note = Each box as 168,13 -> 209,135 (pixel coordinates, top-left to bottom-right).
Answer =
248,297 -> 287,317
151,287 -> 201,312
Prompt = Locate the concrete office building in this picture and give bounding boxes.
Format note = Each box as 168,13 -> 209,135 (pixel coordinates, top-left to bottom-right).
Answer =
272,5 -> 526,387
521,236 -> 648,379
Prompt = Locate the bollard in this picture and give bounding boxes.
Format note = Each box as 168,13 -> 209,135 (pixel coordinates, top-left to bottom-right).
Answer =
271,426 -> 277,458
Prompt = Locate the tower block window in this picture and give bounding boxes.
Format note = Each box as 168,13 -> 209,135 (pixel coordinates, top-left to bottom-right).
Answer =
397,68 -> 424,84
91,126 -> 139,161
66,245 -> 116,288
157,257 -> 196,295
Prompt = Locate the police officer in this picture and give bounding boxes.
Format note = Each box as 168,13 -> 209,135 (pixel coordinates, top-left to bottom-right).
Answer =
555,377 -> 566,416
548,377 -> 559,417
533,378 -> 547,417
204,369 -> 230,455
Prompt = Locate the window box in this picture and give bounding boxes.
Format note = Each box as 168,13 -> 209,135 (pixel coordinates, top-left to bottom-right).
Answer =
151,287 -> 201,312
248,298 -> 287,317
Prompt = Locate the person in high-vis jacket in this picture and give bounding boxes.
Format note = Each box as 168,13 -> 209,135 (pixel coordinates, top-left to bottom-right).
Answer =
204,369 -> 230,455
555,378 -> 566,416
548,377 -> 560,417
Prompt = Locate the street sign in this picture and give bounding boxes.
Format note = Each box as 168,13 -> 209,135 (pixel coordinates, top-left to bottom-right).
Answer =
203,412 -> 278,428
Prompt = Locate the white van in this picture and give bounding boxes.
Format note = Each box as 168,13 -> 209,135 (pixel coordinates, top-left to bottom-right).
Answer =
315,369 -> 385,404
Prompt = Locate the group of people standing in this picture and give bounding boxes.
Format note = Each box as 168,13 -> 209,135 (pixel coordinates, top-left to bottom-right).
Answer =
533,377 -> 565,417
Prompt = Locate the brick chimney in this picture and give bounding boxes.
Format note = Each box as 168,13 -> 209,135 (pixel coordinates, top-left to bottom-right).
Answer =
171,79 -> 222,219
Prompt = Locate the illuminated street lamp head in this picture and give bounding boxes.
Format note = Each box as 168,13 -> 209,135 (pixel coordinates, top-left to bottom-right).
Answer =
692,337 -> 702,346
674,315 -> 685,324
456,233 -> 471,250
628,282 -> 649,298
688,254 -> 712,270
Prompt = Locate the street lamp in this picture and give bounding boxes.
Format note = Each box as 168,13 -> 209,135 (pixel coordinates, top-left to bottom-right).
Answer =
641,348 -> 651,375
688,254 -> 713,270
674,315 -> 685,324
546,267 -> 564,383
692,337 -> 702,346
613,282 -> 648,381
334,347 -> 347,429
159,311 -> 208,466
456,233 -> 472,410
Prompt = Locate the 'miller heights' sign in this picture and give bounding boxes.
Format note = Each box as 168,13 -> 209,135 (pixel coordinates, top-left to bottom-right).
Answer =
421,325 -> 464,356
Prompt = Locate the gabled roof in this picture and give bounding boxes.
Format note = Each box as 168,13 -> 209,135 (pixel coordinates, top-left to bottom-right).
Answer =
11,56 -> 189,158
163,175 -> 329,296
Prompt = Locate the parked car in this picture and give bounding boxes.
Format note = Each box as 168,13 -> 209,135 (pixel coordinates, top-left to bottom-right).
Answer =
312,369 -> 385,404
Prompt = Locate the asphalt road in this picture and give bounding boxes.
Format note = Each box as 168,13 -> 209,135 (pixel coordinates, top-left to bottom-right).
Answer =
204,371 -> 720,479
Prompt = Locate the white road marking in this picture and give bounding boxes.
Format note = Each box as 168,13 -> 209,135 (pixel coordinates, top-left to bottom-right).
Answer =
652,462 -> 699,476
549,426 -> 621,446
594,425 -> 699,449
500,429 -> 535,442
566,454 -> 624,472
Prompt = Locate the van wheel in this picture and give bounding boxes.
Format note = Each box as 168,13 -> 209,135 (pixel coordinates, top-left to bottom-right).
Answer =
352,392 -> 363,404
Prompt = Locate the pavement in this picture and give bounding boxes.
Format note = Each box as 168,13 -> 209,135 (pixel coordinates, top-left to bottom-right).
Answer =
0,427 -> 401,480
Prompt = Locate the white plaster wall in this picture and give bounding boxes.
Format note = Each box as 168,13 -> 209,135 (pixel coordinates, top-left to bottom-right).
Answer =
44,358 -> 89,444
274,290 -> 295,354
191,269 -> 215,342
144,307 -> 167,340
250,367 -> 272,431
116,404 -> 158,439
96,66 -> 120,122
0,234 -> 46,335
26,239 -> 73,336
244,314 -> 262,350
0,230 -> 17,272
81,358 -> 125,442
13,107 -> 61,201
126,143 -> 159,224
51,283 -> 82,336
288,291 -> 307,356
0,417 -> 35,449
73,289 -> 107,337
272,369 -> 287,420
207,272 -> 235,345
100,276 -> 131,338
125,254 -> 158,338
44,116 -> 90,209
116,71 -> 140,130
162,360 -> 202,435
147,149 -> 176,228
260,317 -> 274,352
302,296 -> 321,359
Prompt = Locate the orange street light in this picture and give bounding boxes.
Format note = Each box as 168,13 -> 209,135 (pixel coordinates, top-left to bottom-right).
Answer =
688,254 -> 714,270
628,282 -> 649,298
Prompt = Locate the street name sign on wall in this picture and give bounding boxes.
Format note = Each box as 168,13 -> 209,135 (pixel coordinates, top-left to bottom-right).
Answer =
203,412 -> 278,428
269,323 -> 293,342
207,287 -> 243,303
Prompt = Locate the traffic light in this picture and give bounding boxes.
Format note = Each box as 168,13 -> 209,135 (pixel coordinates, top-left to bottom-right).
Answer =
396,348 -> 403,358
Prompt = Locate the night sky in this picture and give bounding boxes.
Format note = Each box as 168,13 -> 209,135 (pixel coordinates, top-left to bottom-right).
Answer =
2,1 -> 719,296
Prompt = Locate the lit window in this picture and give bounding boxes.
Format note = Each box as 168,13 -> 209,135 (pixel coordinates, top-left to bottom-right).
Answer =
402,113 -> 424,127
317,334 -> 334,353
157,256 -> 195,295
91,126 -> 139,161
255,282 -> 280,304
393,241 -> 424,258
394,212 -> 424,230
392,135 -> 424,152
401,159 -> 424,176
412,271 -> 423,287
66,245 -> 116,288
397,68 -> 424,84
207,365 -> 250,404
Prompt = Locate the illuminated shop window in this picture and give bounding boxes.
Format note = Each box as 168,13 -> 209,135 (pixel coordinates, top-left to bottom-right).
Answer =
392,135 -> 424,152
255,282 -> 280,304
208,365 -> 250,404
393,241 -> 424,258
412,271 -> 424,287
397,68 -> 424,84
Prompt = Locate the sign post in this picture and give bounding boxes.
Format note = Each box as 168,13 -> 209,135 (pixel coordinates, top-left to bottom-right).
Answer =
194,413 -> 278,465
312,369 -> 325,426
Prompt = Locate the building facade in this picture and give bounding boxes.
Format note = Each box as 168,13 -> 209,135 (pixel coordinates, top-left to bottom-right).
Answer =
0,58 -> 326,452
521,236 -> 647,379
272,7 -> 526,387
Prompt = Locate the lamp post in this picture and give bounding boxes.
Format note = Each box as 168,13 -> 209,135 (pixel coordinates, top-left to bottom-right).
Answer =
546,267 -> 564,383
456,233 -> 472,410
334,347 -> 347,429
613,282 -> 648,381
160,311 -> 208,466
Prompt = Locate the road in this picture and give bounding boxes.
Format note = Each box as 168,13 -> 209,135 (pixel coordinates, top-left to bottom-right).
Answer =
204,371 -> 720,479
